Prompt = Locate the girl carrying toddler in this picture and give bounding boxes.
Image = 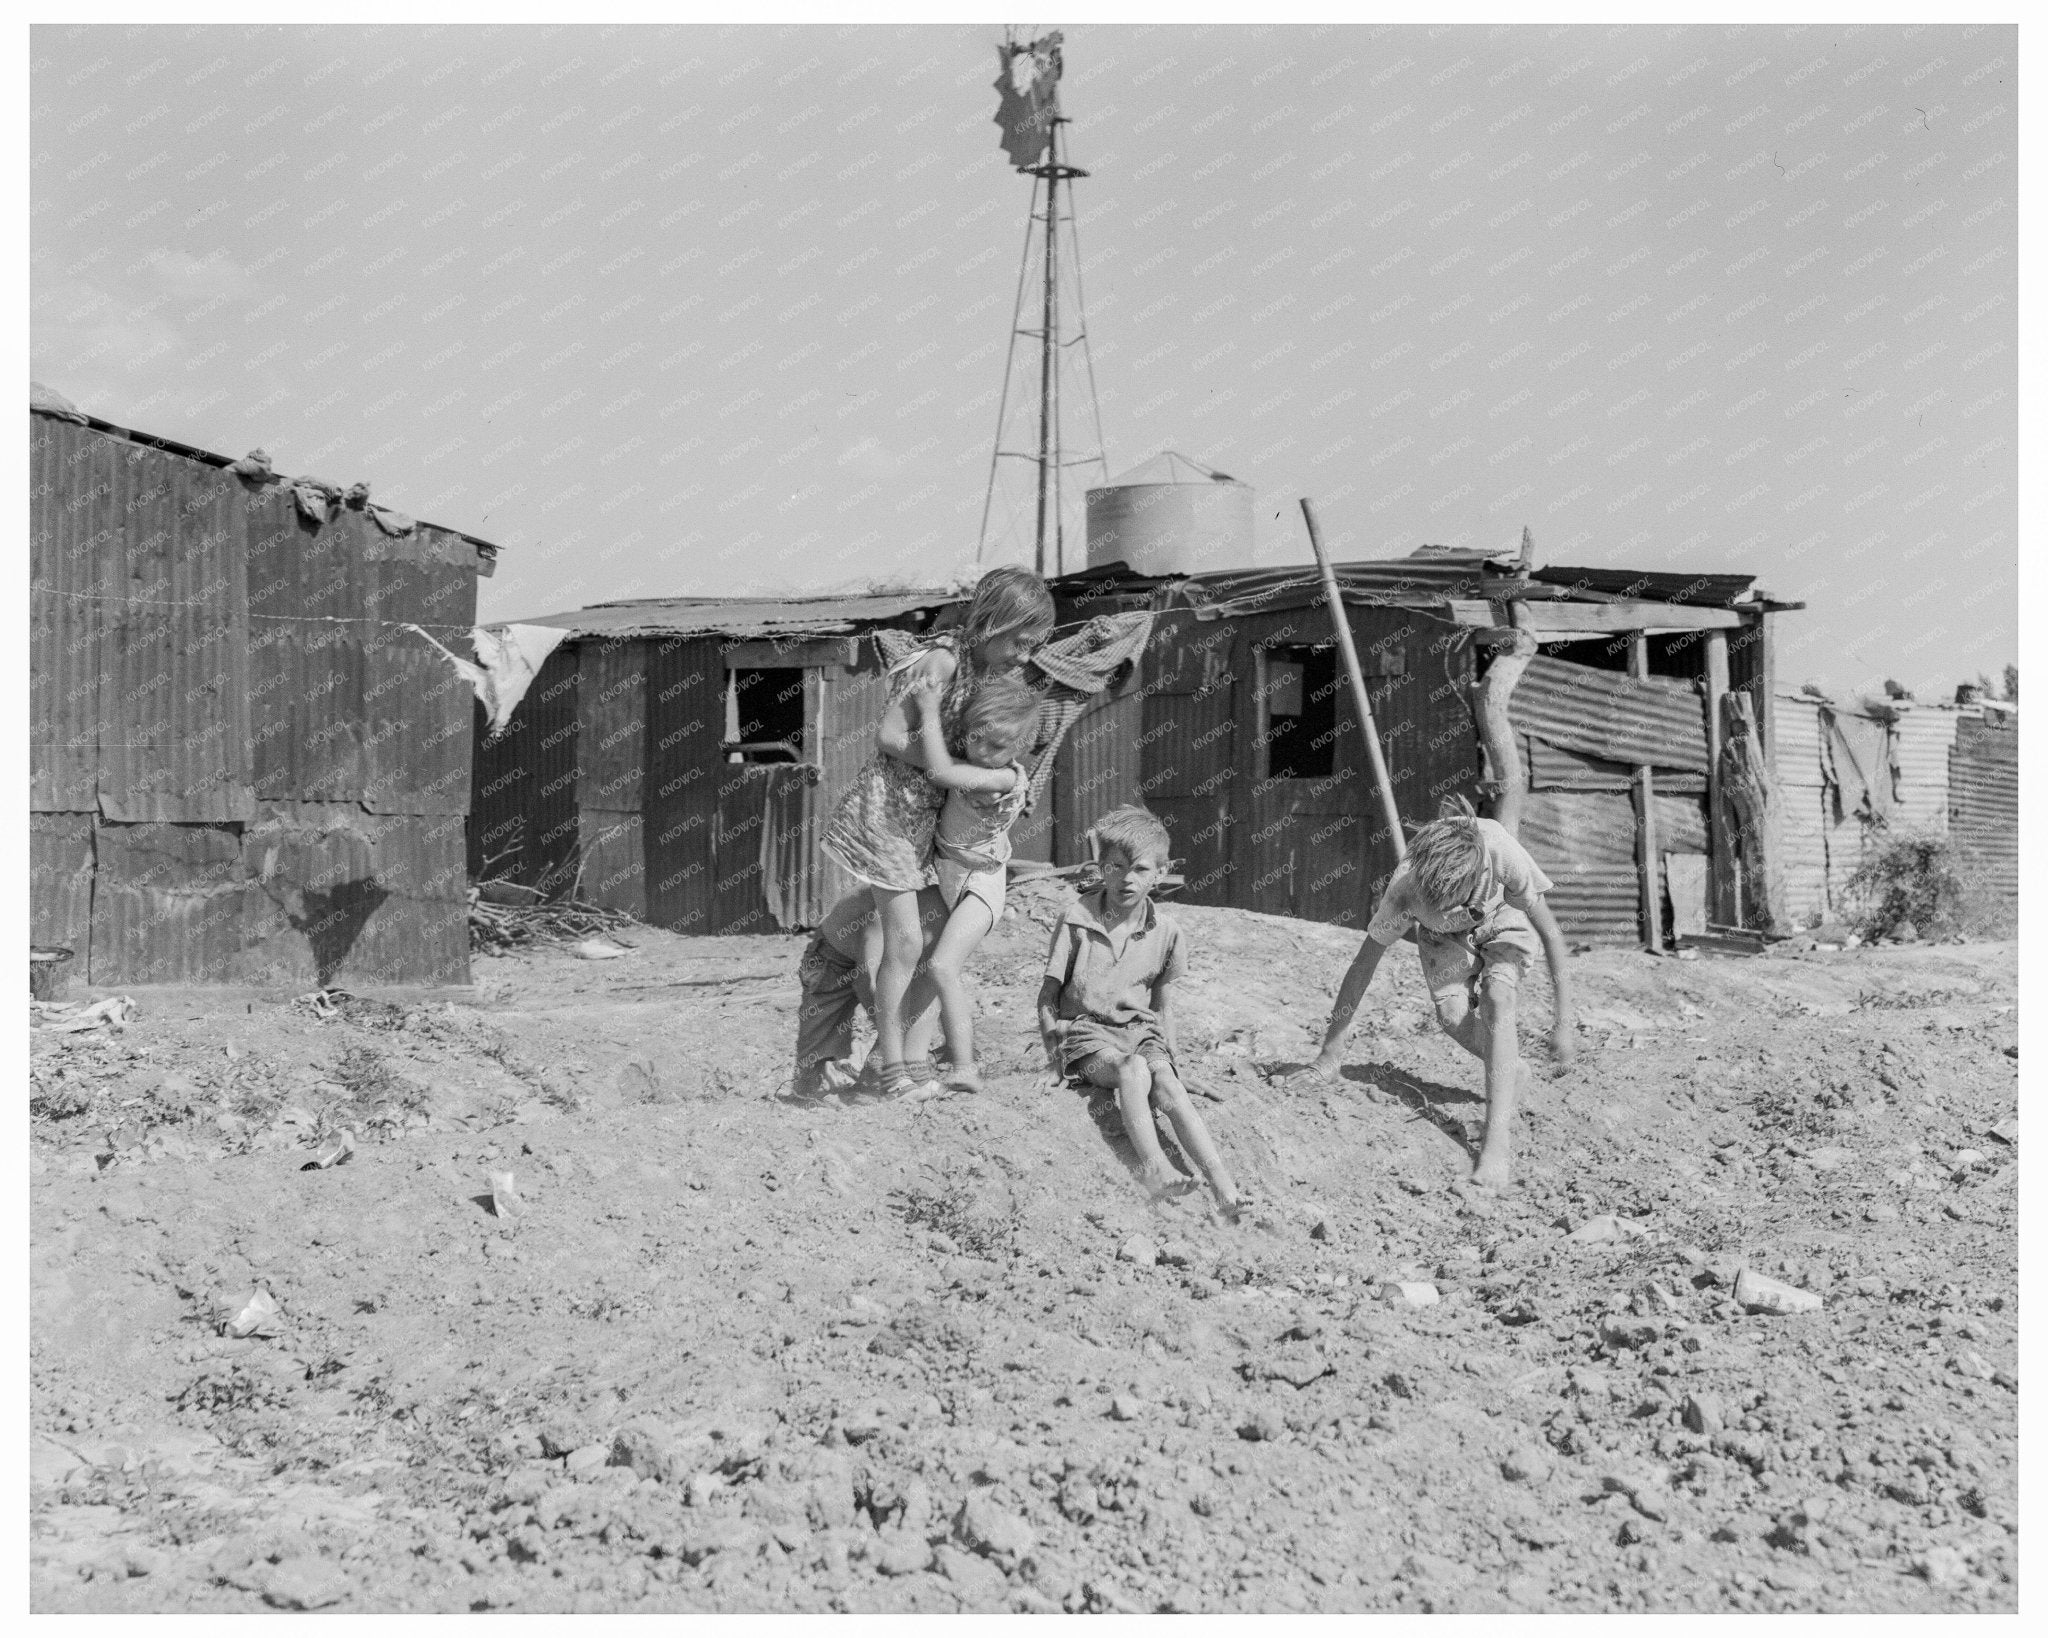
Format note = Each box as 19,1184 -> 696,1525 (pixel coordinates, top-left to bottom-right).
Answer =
819,565 -> 1055,1099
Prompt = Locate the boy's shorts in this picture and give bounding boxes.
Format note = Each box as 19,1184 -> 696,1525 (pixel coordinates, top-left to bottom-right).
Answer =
1414,907 -> 1542,1006
1060,1016 -> 1175,1084
935,857 -> 1006,923
795,935 -> 872,1077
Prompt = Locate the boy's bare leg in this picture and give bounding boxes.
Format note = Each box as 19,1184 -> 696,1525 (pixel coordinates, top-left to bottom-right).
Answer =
1150,1064 -> 1240,1216
1310,936 -> 1386,1076
924,896 -> 997,1090
1469,980 -> 1521,1188
1109,1056 -> 1184,1197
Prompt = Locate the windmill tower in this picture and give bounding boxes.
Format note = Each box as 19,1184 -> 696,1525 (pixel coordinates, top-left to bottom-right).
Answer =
977,29 -> 1110,578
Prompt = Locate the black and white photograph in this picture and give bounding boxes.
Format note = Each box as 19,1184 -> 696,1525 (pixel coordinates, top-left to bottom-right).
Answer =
26,12 -> 2020,1616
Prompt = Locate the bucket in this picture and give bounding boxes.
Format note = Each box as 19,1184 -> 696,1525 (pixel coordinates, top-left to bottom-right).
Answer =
31,946 -> 73,1002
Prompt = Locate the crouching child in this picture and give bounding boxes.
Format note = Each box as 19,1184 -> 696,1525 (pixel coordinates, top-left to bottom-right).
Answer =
1037,806 -> 1241,1216
1309,796 -> 1576,1189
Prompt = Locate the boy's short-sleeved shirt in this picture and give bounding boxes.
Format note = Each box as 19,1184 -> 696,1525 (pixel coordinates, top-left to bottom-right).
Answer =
1366,817 -> 1554,945
1043,889 -> 1186,1024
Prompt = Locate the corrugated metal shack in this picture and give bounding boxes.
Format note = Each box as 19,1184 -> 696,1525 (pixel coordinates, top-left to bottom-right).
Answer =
1046,550 -> 1800,945
29,394 -> 497,986
467,591 -> 982,935
1774,692 -> 2018,925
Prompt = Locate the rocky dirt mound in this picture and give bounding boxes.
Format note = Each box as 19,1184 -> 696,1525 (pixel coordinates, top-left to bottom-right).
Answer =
28,884 -> 2018,1612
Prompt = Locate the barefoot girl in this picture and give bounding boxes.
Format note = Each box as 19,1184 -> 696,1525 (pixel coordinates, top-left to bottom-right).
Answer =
820,565 -> 1054,1099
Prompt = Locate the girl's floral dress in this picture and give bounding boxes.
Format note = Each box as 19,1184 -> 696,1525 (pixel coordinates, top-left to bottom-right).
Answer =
821,638 -> 981,893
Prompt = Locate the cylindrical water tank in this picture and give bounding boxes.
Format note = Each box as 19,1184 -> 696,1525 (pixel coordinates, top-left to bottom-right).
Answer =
1085,454 -> 1254,575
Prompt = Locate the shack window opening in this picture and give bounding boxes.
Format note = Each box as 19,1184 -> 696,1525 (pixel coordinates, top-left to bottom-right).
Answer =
724,668 -> 807,763
1261,645 -> 1338,780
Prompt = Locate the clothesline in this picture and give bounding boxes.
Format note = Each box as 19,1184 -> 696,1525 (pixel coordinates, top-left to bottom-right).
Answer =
30,584 -> 469,632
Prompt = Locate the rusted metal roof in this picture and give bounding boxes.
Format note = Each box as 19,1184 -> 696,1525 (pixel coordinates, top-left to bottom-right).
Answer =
521,590 -> 961,640
1506,655 -> 1710,773
1530,565 -> 1758,607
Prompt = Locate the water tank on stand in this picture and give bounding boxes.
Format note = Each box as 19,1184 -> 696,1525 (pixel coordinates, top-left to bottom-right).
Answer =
1085,451 -> 1255,576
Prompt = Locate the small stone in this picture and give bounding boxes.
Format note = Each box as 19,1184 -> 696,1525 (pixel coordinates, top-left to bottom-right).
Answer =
936,1542 -> 1009,1601
1500,1445 -> 1552,1484
1682,1393 -> 1724,1435
1733,1269 -> 1823,1315
1109,1394 -> 1143,1422
1118,1234 -> 1159,1267
955,1493 -> 1035,1569
1987,1117 -> 2017,1145
564,1443 -> 610,1476
611,1420 -> 686,1484
259,1557 -> 349,1611
1238,1408 -> 1286,1443
1949,1350 -> 1996,1381
1379,1281 -> 1439,1308
1156,1239 -> 1197,1269
1916,1545 -> 1968,1587
1865,1202 -> 1900,1223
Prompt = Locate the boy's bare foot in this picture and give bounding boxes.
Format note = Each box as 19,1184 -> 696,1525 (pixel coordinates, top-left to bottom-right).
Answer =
1138,1166 -> 1197,1201
944,1065 -> 986,1095
1215,1192 -> 1244,1224
1467,1152 -> 1513,1190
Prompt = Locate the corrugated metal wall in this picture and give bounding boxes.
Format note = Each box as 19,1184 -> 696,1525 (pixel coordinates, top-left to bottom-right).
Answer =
643,635 -> 725,933
30,413 -> 481,986
1950,714 -> 2018,903
1507,655 -> 1709,772
1769,696 -> 1992,927
468,647 -> 580,891
1771,695 -> 1833,926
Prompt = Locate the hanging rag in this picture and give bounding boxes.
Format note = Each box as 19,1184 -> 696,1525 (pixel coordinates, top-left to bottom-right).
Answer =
1021,612 -> 1155,815
406,623 -> 570,736
29,381 -> 88,424
1817,705 -> 1896,827
367,504 -> 416,537
342,481 -> 372,510
290,476 -> 346,527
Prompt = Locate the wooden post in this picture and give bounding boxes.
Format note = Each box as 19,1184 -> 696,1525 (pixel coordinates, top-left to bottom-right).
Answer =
1720,690 -> 1787,934
1468,616 -> 1538,841
1704,631 -> 1732,926
1298,498 -> 1405,861
1630,634 -> 1662,952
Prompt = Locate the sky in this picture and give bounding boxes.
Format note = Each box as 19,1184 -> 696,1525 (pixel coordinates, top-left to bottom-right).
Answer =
30,21 -> 2018,699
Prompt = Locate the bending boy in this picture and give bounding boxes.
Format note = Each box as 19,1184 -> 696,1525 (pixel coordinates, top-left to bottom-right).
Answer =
1310,798 -> 1575,1189
1037,806 -> 1240,1215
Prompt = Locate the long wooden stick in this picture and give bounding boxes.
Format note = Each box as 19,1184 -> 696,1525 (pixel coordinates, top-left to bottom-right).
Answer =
1298,498 -> 1405,861
1629,634 -> 1663,952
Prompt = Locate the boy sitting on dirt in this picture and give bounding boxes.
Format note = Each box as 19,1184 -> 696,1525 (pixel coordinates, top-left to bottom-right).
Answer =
1037,806 -> 1241,1216
1306,796 -> 1575,1189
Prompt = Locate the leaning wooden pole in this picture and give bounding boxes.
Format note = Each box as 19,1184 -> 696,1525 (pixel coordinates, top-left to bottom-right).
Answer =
1299,498 -> 1405,861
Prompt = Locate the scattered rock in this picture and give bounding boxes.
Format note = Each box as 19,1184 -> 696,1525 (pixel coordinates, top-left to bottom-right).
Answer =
1379,1281 -> 1439,1308
1109,1394 -> 1143,1422
258,1557 -> 349,1611
1156,1239 -> 1197,1269
1682,1393 -> 1725,1435
936,1542 -> 1009,1601
1500,1444 -> 1553,1484
1733,1269 -> 1823,1315
1916,1545 -> 1969,1587
1866,1203 -> 1900,1223
565,1443 -> 610,1476
1987,1116 -> 2017,1144
1118,1234 -> 1159,1268
955,1493 -> 1035,1570
1237,1408 -> 1286,1443
1949,1350 -> 1996,1381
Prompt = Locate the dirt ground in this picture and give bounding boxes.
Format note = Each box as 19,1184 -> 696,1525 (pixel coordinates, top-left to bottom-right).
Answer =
28,884 -> 2018,1613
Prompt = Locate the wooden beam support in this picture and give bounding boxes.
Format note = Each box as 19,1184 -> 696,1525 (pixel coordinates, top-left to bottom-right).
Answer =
1630,634 -> 1662,952
1704,631 -> 1733,928
1720,690 -> 1787,934
1515,600 -> 1743,636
